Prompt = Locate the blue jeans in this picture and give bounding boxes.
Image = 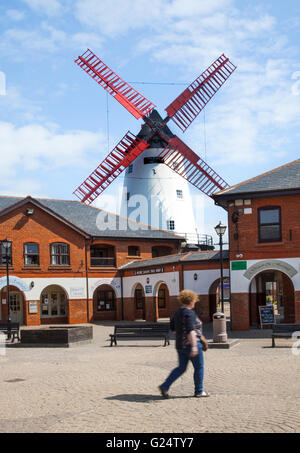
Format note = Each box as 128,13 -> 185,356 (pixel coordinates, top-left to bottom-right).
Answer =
162,341 -> 204,394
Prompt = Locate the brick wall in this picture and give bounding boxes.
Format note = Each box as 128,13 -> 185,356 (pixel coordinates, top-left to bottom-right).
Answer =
228,194 -> 300,261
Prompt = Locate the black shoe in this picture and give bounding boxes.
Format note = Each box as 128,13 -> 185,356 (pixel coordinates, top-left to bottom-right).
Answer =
158,385 -> 169,399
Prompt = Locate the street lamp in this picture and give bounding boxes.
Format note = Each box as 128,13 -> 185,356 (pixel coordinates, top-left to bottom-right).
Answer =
214,222 -> 227,313
2,239 -> 12,339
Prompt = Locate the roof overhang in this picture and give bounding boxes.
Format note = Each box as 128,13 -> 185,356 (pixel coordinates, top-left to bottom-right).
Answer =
0,196 -> 91,239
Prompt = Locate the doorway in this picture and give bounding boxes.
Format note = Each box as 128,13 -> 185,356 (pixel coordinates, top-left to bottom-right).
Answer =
249,270 -> 295,325
9,291 -> 24,324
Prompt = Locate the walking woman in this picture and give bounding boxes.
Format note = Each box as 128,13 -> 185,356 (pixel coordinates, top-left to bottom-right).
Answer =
159,290 -> 209,398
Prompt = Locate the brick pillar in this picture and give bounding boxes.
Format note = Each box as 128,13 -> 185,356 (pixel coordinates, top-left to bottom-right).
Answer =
282,274 -> 295,323
24,300 -> 41,326
231,293 -> 250,330
145,296 -> 157,322
123,297 -> 135,321
195,295 -> 210,323
68,299 -> 88,324
294,291 -> 300,323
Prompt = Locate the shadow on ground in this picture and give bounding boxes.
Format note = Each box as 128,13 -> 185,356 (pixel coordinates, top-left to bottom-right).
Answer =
105,394 -> 192,403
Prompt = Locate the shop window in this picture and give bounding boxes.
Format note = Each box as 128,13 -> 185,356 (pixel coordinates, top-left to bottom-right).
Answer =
128,245 -> 140,256
90,245 -> 116,267
152,246 -> 173,258
158,288 -> 166,308
95,286 -> 116,311
144,157 -> 164,164
41,286 -> 68,318
258,207 -> 281,243
50,243 -> 70,265
24,243 -> 39,265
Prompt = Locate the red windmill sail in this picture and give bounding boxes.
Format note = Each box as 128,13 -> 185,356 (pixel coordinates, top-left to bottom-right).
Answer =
75,49 -> 156,119
158,136 -> 229,196
165,54 -> 236,132
73,49 -> 236,204
73,132 -> 149,204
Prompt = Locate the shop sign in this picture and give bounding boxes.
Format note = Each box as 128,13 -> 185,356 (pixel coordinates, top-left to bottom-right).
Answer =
145,285 -> 152,294
134,268 -> 164,276
70,287 -> 85,298
231,261 -> 247,271
28,301 -> 39,314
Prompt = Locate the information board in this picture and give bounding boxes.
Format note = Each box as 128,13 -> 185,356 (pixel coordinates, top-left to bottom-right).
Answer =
259,305 -> 275,328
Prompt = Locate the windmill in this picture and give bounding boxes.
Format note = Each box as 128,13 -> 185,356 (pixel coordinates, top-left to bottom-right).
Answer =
73,49 -> 236,239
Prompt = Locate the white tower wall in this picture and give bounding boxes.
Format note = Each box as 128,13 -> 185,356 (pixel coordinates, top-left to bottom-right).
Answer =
121,147 -> 197,239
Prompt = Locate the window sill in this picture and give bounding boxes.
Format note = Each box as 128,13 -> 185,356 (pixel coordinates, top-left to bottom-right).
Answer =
22,266 -> 41,270
48,266 -> 71,270
89,267 -> 117,271
127,256 -> 142,259
256,241 -> 283,246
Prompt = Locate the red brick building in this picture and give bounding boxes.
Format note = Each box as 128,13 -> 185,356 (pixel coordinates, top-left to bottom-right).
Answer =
0,196 -> 182,326
214,158 -> 300,330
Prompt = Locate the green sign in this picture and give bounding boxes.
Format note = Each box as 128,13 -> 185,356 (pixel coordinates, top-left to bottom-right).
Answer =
231,261 -> 247,271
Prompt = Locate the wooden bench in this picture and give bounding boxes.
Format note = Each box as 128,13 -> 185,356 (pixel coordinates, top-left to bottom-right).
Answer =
110,323 -> 170,347
0,322 -> 20,343
272,323 -> 300,347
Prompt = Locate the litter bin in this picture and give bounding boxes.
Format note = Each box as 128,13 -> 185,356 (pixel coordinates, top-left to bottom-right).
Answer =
213,312 -> 227,343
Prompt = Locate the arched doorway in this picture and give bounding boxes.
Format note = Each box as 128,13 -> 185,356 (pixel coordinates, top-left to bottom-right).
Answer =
134,284 -> 145,320
208,278 -> 230,321
40,285 -> 68,324
249,270 -> 295,325
156,283 -> 169,319
0,286 -> 24,324
93,284 -> 117,320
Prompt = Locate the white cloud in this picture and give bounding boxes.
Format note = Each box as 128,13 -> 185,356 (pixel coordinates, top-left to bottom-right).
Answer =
75,0 -> 162,37
0,121 -> 106,187
5,9 -> 26,21
0,22 -> 103,61
22,0 -> 64,17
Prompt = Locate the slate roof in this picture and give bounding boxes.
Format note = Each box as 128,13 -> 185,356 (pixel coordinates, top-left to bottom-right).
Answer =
214,158 -> 300,199
0,196 -> 184,241
120,250 -> 229,270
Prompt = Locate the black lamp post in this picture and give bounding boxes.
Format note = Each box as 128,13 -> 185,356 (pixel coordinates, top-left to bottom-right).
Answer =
214,222 -> 227,314
2,239 -> 12,339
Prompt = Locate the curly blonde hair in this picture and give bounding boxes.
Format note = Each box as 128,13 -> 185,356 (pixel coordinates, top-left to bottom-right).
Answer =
178,289 -> 199,306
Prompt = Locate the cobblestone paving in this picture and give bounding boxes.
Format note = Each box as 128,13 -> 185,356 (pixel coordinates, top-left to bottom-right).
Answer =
0,323 -> 299,433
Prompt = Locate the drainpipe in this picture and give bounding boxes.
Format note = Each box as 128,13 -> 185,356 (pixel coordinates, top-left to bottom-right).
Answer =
179,262 -> 185,291
120,270 -> 124,321
85,239 -> 90,323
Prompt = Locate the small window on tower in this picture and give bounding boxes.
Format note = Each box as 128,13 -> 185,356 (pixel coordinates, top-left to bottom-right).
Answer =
127,192 -> 130,201
127,165 -> 133,174
167,220 -> 175,231
176,190 -> 183,199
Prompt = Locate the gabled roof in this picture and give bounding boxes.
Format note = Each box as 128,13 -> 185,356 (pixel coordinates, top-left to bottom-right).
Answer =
120,250 -> 229,270
214,158 -> 300,201
0,196 -> 184,241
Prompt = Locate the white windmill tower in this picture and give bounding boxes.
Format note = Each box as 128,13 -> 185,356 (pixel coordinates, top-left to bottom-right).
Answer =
121,110 -> 197,240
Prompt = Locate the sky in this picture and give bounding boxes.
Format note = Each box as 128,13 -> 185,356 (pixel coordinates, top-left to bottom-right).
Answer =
0,0 -> 299,244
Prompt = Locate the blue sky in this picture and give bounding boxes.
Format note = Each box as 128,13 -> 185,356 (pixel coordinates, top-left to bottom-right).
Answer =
0,0 -> 299,241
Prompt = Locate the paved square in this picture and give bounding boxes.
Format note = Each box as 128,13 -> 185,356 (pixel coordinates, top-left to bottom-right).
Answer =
0,323 -> 299,433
